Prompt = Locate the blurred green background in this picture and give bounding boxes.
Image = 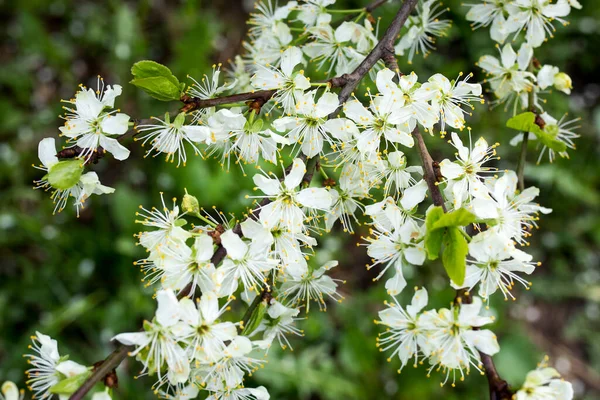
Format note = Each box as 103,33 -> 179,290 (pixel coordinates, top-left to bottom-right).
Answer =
1,0 -> 599,399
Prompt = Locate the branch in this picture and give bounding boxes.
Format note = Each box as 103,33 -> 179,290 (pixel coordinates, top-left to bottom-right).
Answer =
413,129 -> 512,400
69,1 -> 419,398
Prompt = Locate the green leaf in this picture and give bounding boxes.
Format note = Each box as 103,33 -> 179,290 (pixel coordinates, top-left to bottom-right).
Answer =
47,159 -> 84,190
424,206 -> 444,259
130,60 -> 182,101
50,370 -> 92,395
506,112 -> 538,132
537,125 -> 568,153
425,229 -> 444,260
431,208 -> 477,230
242,298 -> 268,336
506,112 -> 566,152
441,227 -> 468,286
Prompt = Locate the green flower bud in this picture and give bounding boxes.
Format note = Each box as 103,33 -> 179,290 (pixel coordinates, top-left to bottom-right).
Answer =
173,112 -> 187,129
47,159 -> 84,190
182,191 -> 200,215
553,72 -> 572,95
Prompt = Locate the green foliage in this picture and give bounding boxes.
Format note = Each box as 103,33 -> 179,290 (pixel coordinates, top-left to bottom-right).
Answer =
50,370 -> 91,395
441,227 -> 468,286
506,112 -> 567,152
242,298 -> 268,336
47,160 -> 84,190
425,206 -> 474,285
130,60 -> 184,101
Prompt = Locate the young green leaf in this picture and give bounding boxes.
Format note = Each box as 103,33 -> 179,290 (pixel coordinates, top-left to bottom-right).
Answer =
431,208 -> 476,230
130,60 -> 182,101
441,227 -> 468,286
506,112 -> 537,132
50,370 -> 92,395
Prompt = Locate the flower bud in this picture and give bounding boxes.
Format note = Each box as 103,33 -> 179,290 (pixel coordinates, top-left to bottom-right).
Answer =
1,381 -> 20,400
553,72 -> 572,95
181,192 -> 200,215
47,159 -> 84,190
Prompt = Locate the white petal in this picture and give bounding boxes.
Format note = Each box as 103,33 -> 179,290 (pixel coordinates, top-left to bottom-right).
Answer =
38,137 -> 58,167
284,158 -> 306,190
155,289 -> 180,327
221,230 -> 248,260
99,136 -> 130,160
100,113 -> 130,136
297,187 -> 332,210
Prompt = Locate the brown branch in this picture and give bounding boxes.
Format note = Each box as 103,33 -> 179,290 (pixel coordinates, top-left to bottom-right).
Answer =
69,1 -> 419,398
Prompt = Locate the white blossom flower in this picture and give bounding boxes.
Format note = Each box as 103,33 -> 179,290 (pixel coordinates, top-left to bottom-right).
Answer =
537,65 -> 573,95
33,138 -> 114,216
254,300 -> 302,351
135,193 -> 192,252
422,73 -> 483,132
343,70 -> 415,153
25,332 -> 89,400
516,357 -> 574,400
296,0 -> 334,27
113,290 -> 191,389
395,0 -> 452,63
303,24 -> 362,76
197,336 -> 265,390
471,170 -> 551,244
188,64 -> 237,121
245,22 -> 293,67
376,287 -> 430,370
534,112 -> 580,162
251,158 -> 332,233
365,218 -> 426,295
216,230 -> 279,297
464,0 -> 521,43
453,230 -> 537,301
248,0 -> 297,39
273,90 -> 339,157
227,56 -> 253,93
509,0 -> 572,48
178,292 -> 238,363
440,132 -> 498,208
279,260 -> 343,312
59,77 -> 130,162
146,234 -> 218,296
250,46 -> 310,114
477,42 -> 534,111
222,112 -> 289,168
421,297 -> 500,384
206,386 -> 270,400
135,113 -> 208,167
326,163 -> 369,233
393,71 -> 440,131
374,150 -> 424,199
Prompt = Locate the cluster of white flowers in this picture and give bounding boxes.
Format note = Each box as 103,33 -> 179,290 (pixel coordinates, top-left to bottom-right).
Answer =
515,356 -> 574,400
33,77 -> 130,216
28,0 -> 582,399
377,288 -> 500,385
469,0 -> 580,160
23,332 -> 113,399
